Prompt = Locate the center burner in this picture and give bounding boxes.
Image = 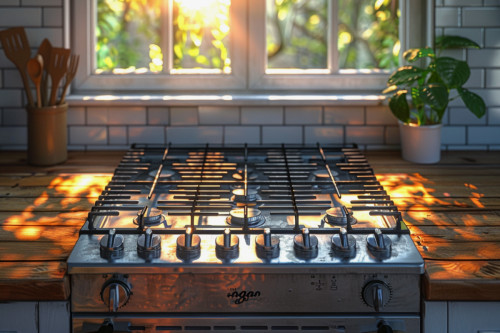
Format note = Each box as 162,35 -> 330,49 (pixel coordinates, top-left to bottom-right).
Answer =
226,207 -> 265,227
323,206 -> 357,226
133,207 -> 166,226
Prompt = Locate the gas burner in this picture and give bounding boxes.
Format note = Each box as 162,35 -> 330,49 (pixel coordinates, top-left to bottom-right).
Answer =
230,184 -> 261,191
313,169 -> 338,188
231,188 -> 259,204
226,207 -> 266,227
313,169 -> 339,179
232,167 -> 258,180
133,207 -> 166,226
322,206 -> 357,226
148,168 -> 175,179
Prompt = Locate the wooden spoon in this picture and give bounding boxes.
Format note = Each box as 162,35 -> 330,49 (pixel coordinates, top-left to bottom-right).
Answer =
47,47 -> 71,106
0,27 -> 34,106
27,55 -> 43,108
58,54 -> 79,105
37,39 -> 52,106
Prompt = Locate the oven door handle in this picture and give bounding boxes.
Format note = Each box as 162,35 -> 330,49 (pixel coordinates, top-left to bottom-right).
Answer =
82,319 -> 131,333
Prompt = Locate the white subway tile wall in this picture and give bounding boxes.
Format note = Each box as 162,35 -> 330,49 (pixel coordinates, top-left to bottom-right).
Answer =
0,1 -> 499,150
262,126 -> 302,144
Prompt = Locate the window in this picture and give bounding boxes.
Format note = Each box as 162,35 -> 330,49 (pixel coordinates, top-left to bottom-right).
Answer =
72,0 -> 430,93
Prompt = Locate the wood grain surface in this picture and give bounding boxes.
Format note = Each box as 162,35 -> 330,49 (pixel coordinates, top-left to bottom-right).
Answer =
0,151 -> 121,300
1,150 -> 499,301
367,150 -> 500,301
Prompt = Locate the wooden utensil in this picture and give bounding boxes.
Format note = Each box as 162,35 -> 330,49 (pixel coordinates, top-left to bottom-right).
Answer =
27,55 -> 43,108
0,27 -> 34,106
58,54 -> 79,105
47,47 -> 70,106
37,38 -> 52,106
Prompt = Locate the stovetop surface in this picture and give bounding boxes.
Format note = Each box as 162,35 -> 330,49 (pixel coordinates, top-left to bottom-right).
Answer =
67,144 -> 424,272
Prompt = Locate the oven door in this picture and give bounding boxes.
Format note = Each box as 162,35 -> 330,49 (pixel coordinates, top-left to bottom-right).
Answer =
73,315 -> 420,332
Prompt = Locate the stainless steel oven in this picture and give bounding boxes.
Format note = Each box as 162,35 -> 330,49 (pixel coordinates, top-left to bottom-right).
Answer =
68,144 -> 423,332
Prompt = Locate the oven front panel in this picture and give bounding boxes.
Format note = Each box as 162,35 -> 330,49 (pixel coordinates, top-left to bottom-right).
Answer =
71,273 -> 420,313
72,315 -> 420,333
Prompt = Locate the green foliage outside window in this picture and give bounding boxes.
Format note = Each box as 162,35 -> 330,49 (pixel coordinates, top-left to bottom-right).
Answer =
95,0 -> 399,73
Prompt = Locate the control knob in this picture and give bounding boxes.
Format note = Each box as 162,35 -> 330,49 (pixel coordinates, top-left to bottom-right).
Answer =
362,280 -> 391,312
293,228 -> 318,259
176,227 -> 201,261
215,228 -> 239,260
100,275 -> 132,312
99,229 -> 124,260
366,228 -> 392,258
377,320 -> 394,333
137,227 -> 161,260
255,228 -> 280,259
331,227 -> 356,258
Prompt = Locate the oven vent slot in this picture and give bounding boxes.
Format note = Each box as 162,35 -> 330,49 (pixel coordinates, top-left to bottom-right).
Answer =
155,325 -> 331,331
271,326 -> 299,330
156,326 -> 182,331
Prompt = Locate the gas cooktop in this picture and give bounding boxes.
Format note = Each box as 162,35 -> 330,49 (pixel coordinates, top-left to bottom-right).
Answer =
68,143 -> 423,270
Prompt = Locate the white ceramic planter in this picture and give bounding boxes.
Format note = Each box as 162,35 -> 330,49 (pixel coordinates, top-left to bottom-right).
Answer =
399,121 -> 442,164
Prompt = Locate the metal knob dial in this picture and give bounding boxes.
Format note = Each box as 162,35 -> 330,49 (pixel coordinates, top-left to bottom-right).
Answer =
362,281 -> 391,312
366,228 -> 391,258
99,229 -> 124,260
293,228 -> 318,259
100,276 -> 132,312
215,228 -> 239,260
255,228 -> 280,259
331,227 -> 356,258
377,320 -> 394,333
176,227 -> 201,261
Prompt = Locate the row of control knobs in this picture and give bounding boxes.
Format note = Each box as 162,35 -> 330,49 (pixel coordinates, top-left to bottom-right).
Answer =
99,227 -> 393,261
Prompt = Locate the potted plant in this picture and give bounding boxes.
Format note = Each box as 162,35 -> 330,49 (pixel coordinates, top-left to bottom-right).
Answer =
383,35 -> 486,164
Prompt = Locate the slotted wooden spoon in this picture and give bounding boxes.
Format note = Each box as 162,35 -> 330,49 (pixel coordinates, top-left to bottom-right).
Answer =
0,27 -> 34,106
58,54 -> 79,105
48,47 -> 70,106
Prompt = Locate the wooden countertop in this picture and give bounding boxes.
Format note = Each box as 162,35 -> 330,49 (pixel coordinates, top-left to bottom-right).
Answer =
0,150 -> 499,301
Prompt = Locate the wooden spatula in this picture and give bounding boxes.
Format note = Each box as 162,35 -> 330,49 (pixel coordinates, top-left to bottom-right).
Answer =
37,38 -> 52,106
58,54 -> 79,105
0,27 -> 34,106
48,47 -> 70,106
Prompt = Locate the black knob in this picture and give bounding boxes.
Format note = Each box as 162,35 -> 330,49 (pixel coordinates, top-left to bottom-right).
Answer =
362,280 -> 391,312
366,228 -> 392,258
176,227 -> 201,261
100,275 -> 132,312
255,228 -> 280,259
84,319 -> 131,333
99,229 -> 124,260
377,320 -> 394,333
293,228 -> 318,259
96,320 -> 114,333
331,227 -> 356,258
215,228 -> 239,260
137,227 -> 161,260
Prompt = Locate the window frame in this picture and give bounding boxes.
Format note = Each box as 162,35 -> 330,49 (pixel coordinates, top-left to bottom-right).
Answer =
70,0 -> 432,94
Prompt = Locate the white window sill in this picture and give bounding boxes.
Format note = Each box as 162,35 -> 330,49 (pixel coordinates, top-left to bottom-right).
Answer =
66,93 -> 386,107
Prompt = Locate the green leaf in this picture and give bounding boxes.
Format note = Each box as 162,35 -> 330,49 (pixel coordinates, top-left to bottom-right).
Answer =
382,85 -> 398,94
435,57 -> 470,88
403,47 -> 435,62
387,66 -> 424,86
457,88 -> 486,119
419,84 -> 449,111
435,35 -> 480,50
388,91 -> 411,123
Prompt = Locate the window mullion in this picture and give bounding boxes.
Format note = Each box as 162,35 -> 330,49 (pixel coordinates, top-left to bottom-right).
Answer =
329,0 -> 339,73
160,1 -> 170,74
